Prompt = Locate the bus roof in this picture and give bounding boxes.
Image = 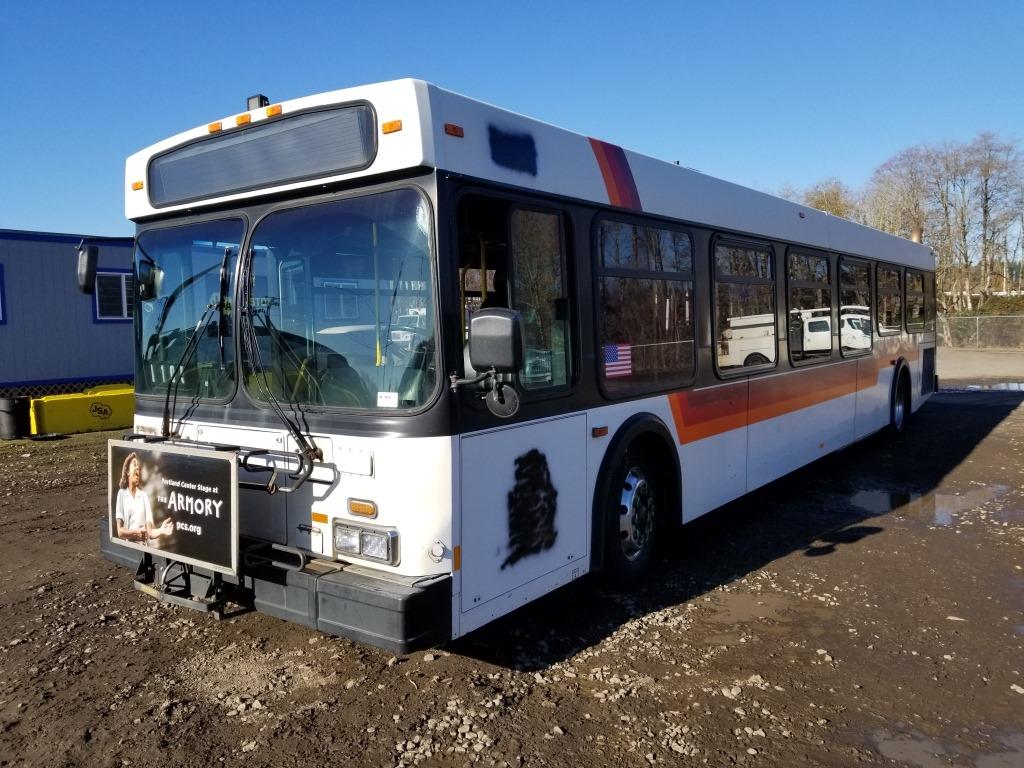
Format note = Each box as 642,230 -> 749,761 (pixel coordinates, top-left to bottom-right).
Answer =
126,78 -> 933,270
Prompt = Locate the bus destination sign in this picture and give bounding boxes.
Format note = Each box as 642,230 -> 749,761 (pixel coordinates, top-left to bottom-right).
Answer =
108,440 -> 239,575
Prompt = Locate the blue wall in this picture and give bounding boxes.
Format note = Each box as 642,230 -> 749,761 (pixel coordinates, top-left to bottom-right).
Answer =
0,230 -> 134,392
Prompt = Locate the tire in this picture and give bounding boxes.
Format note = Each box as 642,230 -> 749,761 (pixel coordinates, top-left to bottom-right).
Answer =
603,448 -> 661,585
744,352 -> 770,366
890,370 -> 911,434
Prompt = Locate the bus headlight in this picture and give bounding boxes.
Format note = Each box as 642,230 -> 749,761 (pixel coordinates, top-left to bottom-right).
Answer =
333,523 -> 398,565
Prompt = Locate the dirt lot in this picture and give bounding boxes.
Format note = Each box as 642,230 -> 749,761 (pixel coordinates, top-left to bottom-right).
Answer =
1,384 -> 1023,767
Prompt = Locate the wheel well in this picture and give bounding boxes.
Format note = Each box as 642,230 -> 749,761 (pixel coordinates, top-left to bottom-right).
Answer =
590,414 -> 681,572
891,358 -> 912,406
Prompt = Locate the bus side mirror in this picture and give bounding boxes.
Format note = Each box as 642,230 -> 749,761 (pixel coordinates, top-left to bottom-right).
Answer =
137,259 -> 163,300
76,244 -> 98,294
469,308 -> 523,373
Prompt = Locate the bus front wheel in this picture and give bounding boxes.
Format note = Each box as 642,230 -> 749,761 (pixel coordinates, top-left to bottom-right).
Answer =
604,449 -> 660,584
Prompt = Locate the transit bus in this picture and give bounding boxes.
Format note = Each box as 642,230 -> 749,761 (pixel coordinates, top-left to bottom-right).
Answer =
86,80 -> 936,653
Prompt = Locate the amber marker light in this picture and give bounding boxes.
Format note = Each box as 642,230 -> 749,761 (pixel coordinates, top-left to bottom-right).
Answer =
382,120 -> 403,134
444,123 -> 464,138
591,426 -> 609,438
131,181 -> 144,191
235,113 -> 252,126
208,121 -> 223,133
265,104 -> 282,118
348,499 -> 378,518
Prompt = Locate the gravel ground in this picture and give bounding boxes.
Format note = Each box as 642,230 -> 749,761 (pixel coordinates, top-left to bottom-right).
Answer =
1,387 -> 1022,767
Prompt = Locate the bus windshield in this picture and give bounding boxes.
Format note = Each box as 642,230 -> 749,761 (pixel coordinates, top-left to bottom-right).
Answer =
134,218 -> 244,399
243,188 -> 437,411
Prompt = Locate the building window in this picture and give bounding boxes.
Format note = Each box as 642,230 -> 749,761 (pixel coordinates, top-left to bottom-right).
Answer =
713,241 -> 775,372
95,271 -> 134,322
0,263 -> 6,325
787,251 -> 832,364
596,218 -> 695,394
906,269 -> 926,332
876,265 -> 902,335
838,259 -> 872,356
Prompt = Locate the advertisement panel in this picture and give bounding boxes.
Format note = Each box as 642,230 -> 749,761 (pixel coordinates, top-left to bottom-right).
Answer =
108,440 -> 239,575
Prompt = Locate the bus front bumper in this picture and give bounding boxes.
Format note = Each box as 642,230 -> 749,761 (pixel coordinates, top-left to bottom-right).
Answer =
99,519 -> 451,654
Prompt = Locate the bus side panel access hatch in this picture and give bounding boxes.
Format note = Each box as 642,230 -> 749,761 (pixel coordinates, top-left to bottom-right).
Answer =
107,439 -> 240,576
459,414 -> 587,631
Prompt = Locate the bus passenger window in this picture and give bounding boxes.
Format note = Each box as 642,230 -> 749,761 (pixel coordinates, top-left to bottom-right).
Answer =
905,270 -> 926,332
787,252 -> 832,363
713,242 -> 776,372
876,266 -> 903,335
596,219 -> 694,393
838,259 -> 872,355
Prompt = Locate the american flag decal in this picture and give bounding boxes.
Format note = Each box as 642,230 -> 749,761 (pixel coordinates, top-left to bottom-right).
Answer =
603,344 -> 632,378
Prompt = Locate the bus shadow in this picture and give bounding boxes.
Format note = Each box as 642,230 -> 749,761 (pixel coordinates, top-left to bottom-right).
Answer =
450,390 -> 1024,671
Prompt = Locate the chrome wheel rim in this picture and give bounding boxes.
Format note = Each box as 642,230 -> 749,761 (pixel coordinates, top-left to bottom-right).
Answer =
618,467 -> 655,561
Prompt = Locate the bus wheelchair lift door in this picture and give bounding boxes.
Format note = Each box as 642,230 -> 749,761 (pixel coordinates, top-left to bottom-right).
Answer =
458,414 -> 588,634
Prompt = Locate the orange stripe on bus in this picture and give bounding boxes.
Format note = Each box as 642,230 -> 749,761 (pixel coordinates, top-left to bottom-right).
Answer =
668,346 -> 920,445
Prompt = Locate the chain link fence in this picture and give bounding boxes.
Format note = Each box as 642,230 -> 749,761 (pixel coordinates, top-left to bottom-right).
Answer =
938,315 -> 1024,349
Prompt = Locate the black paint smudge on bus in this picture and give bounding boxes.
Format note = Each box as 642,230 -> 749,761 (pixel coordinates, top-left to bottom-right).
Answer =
502,448 -> 557,569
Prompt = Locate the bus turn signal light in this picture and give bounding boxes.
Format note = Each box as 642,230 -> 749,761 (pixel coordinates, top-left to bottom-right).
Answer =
265,104 -> 282,118
348,499 -> 377,518
207,121 -> 223,133
444,123 -> 464,138
131,181 -> 144,191
382,120 -> 403,134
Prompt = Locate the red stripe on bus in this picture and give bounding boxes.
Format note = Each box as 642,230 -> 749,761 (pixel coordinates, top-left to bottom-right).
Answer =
589,138 -> 642,210
667,347 -> 919,445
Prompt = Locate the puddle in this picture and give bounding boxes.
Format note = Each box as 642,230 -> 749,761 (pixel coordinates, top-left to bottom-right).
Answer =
851,485 -> 1012,527
965,382 -> 1024,391
871,731 -> 1024,768
871,730 -> 952,768
943,382 -> 1024,391
705,592 -> 792,625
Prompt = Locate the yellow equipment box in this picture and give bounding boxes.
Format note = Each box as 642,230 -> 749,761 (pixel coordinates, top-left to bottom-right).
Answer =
30,386 -> 134,435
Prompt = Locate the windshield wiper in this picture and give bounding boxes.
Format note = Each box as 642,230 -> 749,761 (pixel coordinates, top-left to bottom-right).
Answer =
238,251 -> 321,493
161,301 -> 218,437
217,246 -> 232,368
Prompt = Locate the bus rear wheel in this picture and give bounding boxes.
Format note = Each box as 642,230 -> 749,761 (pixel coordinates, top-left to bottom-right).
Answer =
604,449 -> 660,584
890,371 -> 911,434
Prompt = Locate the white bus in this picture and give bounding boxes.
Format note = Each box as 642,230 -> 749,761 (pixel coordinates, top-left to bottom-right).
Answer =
88,80 -> 936,653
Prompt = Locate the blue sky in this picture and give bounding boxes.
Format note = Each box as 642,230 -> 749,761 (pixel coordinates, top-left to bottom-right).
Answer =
2,1 -> 1021,237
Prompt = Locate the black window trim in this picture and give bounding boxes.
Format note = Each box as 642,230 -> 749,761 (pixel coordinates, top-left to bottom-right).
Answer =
875,261 -> 904,337
592,211 -> 697,399
711,235 -> 778,379
785,246 -> 834,368
837,255 -> 874,359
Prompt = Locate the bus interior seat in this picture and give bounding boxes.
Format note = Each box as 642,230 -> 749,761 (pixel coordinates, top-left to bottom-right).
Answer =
319,352 -> 372,408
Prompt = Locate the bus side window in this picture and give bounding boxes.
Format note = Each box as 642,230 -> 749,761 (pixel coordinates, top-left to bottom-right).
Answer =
787,251 -> 832,364
713,241 -> 776,372
838,259 -> 872,355
509,208 -> 570,390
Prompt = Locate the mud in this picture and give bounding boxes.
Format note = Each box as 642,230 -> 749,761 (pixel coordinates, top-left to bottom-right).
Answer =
1,387 -> 1023,767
